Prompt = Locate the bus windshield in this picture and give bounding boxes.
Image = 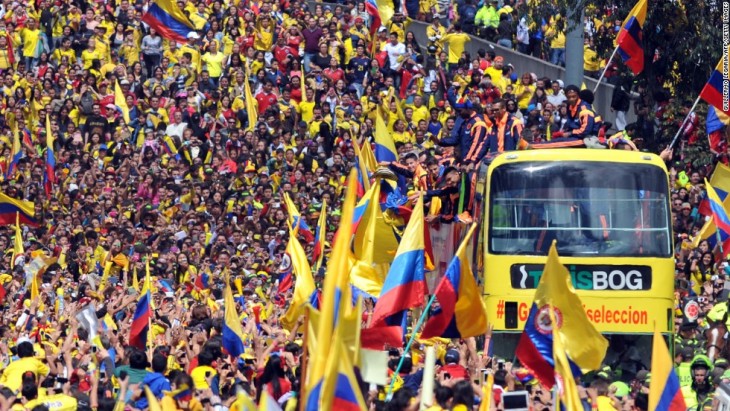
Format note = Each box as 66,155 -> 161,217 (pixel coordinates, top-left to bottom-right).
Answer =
489,161 -> 671,257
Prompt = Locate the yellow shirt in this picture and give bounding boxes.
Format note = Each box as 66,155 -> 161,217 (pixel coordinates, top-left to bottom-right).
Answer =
549,31 -> 566,49
93,36 -> 111,63
160,396 -> 204,411
0,357 -> 50,391
177,45 -> 201,74
51,47 -> 75,65
120,43 -> 140,65
254,28 -> 274,51
513,83 -> 535,110
584,45 -> 600,72
81,49 -> 101,69
411,105 -> 429,126
201,52 -> 226,78
484,66 -> 507,92
441,32 -> 471,64
298,100 -> 316,123
25,394 -> 77,411
20,27 -> 41,58
191,365 -> 217,390
393,130 -> 414,144
190,12 -> 209,31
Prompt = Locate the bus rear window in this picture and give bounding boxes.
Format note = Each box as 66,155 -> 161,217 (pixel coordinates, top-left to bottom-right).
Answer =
489,161 -> 671,257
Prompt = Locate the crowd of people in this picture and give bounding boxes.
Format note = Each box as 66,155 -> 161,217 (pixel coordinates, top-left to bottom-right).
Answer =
0,0 -> 724,410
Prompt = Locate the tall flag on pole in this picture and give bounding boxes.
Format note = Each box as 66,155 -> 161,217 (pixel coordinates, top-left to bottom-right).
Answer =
6,123 -> 21,179
648,324 -> 686,410
374,110 -> 397,164
550,305 -> 583,411
140,0 -> 197,43
515,241 -> 608,388
616,0 -> 647,75
243,63 -> 258,131
370,194 -> 427,326
312,199 -> 327,272
222,279 -> 247,358
44,115 -> 55,197
281,225 -> 315,329
283,192 -> 315,242
700,56 -> 730,116
129,260 -> 152,349
420,224 -> 487,339
705,179 -> 730,235
11,213 -> 23,269
306,171 -> 361,411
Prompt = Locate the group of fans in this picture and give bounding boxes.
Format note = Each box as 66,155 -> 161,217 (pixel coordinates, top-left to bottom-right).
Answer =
0,0 -> 723,410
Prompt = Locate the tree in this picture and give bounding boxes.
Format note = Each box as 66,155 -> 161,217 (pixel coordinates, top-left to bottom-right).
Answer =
599,0 -> 721,97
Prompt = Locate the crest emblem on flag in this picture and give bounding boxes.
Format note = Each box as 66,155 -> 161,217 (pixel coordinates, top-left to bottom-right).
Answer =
535,305 -> 562,335
280,252 -> 292,273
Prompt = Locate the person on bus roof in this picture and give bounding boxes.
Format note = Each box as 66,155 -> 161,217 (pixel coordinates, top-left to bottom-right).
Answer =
439,87 -> 491,167
530,85 -> 605,149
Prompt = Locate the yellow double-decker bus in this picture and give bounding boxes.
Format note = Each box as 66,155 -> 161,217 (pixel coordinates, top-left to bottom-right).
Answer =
477,149 -> 674,360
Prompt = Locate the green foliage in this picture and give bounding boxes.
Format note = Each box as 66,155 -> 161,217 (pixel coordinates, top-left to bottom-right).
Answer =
520,0 -> 722,97
660,103 -> 715,169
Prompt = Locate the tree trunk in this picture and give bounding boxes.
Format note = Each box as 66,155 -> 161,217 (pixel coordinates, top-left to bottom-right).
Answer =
565,4 -> 584,87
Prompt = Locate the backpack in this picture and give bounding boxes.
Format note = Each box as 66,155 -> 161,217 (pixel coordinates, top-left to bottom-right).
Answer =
80,92 -> 94,115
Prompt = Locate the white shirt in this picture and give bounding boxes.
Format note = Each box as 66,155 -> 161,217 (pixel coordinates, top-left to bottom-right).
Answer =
165,121 -> 187,139
384,42 -> 406,71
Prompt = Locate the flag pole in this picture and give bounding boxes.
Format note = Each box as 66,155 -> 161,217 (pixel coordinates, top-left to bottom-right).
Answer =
386,291 -> 439,400
298,306 -> 310,411
669,95 -> 701,149
591,45 -> 619,94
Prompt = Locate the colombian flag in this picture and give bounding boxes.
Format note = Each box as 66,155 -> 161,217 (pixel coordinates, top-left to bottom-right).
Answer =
701,56 -> 730,116
0,192 -> 37,227
281,225 -> 315,329
353,140 -> 371,198
329,337 -> 367,411
648,325 -> 686,410
421,224 -> 487,339
129,261 -> 152,350
306,172 -> 360,410
283,192 -> 315,242
194,272 -> 210,290
222,280 -> 247,357
371,194 -> 427,326
515,241 -> 608,388
365,0 -> 382,34
141,0 -> 197,43
278,256 -> 293,295
44,115 -> 55,197
692,217 -> 730,261
551,306 -> 583,411
374,110 -> 397,164
706,179 -> 730,235
6,125 -> 21,179
616,0 -> 647,75
312,199 -> 327,272
162,135 -> 180,160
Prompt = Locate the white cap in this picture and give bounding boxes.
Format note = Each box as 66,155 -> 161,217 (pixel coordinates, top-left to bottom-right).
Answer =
186,32 -> 200,40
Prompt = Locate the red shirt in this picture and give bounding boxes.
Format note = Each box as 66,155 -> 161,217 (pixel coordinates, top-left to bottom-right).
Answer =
440,364 -> 469,380
256,91 -> 278,113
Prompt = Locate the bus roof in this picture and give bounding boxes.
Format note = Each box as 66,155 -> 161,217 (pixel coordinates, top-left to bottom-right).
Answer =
482,149 -> 668,172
